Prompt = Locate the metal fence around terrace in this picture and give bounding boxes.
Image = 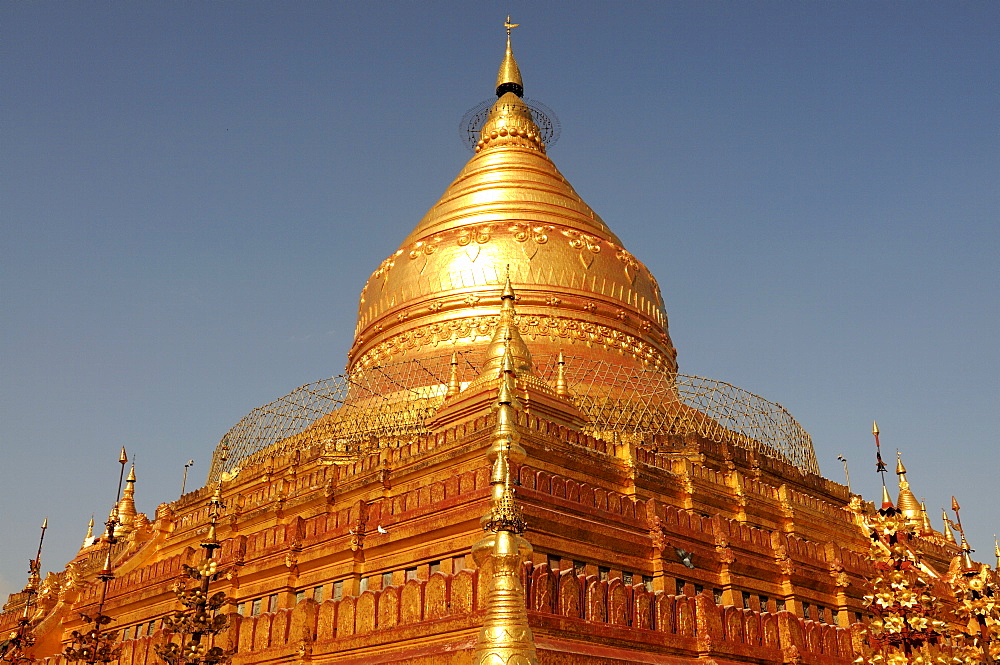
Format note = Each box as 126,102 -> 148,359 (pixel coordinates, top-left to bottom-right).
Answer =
207,352 -> 819,480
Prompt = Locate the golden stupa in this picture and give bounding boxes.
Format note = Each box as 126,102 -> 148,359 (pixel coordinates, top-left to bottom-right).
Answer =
1,19 -> 982,665
348,26 -> 673,376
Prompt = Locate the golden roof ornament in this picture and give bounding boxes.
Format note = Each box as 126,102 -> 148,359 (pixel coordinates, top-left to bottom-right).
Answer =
82,515 -> 95,549
115,463 -> 138,538
555,350 -> 569,397
872,421 -> 892,508
950,496 -> 978,574
472,284 -> 538,664
496,15 -> 523,97
942,509 -> 957,544
994,536 -> 999,570
445,352 -> 461,397
919,500 -> 933,534
350,15 -> 675,377
894,451 -> 921,521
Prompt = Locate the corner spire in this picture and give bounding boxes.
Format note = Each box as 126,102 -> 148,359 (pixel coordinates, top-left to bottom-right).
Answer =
496,16 -> 523,98
894,451 -> 921,521
82,515 -> 95,549
115,463 -> 138,537
942,509 -> 957,544
472,353 -> 537,665
446,352 -> 462,398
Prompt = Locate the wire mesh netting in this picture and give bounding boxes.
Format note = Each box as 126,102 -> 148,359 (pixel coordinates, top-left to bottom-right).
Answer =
208,352 -> 819,480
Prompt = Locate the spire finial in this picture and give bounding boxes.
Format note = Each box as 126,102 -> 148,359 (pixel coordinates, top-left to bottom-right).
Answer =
505,15 -> 518,38
919,500 -> 933,534
83,515 -> 95,549
893,450 -> 920,521
446,351 -> 462,397
872,421 -> 891,508
942,509 -> 957,544
472,355 -> 538,665
496,17 -> 524,98
555,350 -> 570,397
994,535 -> 999,570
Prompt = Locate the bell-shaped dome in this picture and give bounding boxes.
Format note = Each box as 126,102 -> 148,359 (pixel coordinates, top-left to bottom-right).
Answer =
347,34 -> 676,376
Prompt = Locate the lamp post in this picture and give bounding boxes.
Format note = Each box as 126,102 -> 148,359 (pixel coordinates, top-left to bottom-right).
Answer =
181,460 -> 195,495
155,449 -> 232,665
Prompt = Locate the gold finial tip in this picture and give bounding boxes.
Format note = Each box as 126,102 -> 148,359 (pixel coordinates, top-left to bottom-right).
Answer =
501,270 -> 515,300
119,446 -> 128,464
504,15 -> 519,36
496,18 -> 524,97
895,451 -> 906,475
872,421 -> 879,436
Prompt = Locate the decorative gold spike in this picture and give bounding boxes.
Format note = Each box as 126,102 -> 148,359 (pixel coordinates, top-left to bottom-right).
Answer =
994,536 -> 999,570
880,484 -> 893,510
872,421 -> 879,436
496,16 -> 524,97
959,533 -> 977,574
942,510 -> 956,544
555,350 -> 569,397
893,451 -> 921,521
115,463 -> 138,538
82,515 -> 95,549
446,352 -> 461,397
477,278 -> 535,378
472,354 -> 537,665
119,446 -> 128,464
501,269 -> 516,300
919,500 -> 933,534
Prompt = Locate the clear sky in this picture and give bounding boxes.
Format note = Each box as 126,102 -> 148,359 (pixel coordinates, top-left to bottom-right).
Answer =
2,2 -> 997,597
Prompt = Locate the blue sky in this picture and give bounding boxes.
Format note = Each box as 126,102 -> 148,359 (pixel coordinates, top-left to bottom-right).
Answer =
2,2 -> 997,596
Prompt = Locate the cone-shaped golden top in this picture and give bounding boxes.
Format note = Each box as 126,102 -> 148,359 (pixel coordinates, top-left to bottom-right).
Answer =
942,510 -> 957,544
496,17 -> 523,98
894,452 -> 921,521
349,31 -> 675,375
919,500 -> 933,534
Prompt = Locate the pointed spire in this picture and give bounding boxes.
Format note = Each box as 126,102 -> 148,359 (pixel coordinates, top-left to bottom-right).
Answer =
83,515 -> 95,549
959,533 -> 977,574
491,341 -> 526,471
555,351 -> 569,397
881,484 -> 893,510
478,275 -> 535,378
446,352 -> 462,397
894,451 -> 921,521
496,16 -> 523,98
872,421 -> 890,507
477,27 -> 543,154
994,536 -> 999,570
919,500 -> 933,534
951,497 -> 978,574
942,510 -> 957,544
472,340 -> 537,665
115,463 -> 137,537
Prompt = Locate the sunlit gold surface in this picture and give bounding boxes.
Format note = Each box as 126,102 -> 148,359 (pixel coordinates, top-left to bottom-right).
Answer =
472,343 -> 537,665
348,32 -> 675,376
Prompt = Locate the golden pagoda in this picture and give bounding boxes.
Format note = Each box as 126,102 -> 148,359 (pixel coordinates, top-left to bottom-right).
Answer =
1,19 -> 982,665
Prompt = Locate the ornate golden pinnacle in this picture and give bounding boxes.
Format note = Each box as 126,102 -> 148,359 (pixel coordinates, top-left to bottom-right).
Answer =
555,350 -> 569,397
446,351 -> 461,397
